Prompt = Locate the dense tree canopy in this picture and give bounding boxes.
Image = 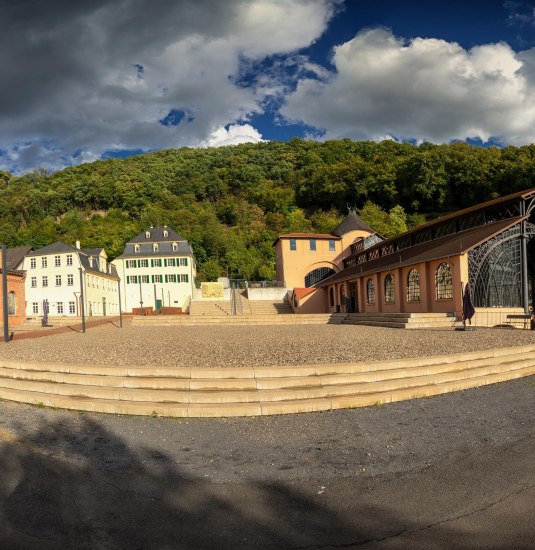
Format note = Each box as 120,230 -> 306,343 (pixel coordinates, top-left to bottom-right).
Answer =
0,139 -> 533,281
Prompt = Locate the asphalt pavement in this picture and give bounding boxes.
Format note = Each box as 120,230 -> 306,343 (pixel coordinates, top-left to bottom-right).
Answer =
0,375 -> 534,549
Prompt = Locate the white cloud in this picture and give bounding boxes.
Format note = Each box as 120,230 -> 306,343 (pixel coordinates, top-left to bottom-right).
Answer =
203,124 -> 266,147
0,0 -> 336,173
281,28 -> 535,145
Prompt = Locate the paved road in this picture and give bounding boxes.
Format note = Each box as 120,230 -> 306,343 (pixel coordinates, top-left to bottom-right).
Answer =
0,376 -> 534,549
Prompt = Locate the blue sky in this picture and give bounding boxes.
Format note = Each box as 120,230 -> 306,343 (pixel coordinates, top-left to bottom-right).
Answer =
2,0 -> 535,173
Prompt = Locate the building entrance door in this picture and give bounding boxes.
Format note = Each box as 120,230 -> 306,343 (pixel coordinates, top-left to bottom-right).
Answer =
155,299 -> 162,311
349,282 -> 358,313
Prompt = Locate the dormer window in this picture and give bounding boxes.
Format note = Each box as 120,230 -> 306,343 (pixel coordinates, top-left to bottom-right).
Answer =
134,244 -> 140,253
145,231 -> 150,239
89,257 -> 93,268
163,230 -> 168,237
153,243 -> 159,252
172,242 -> 178,252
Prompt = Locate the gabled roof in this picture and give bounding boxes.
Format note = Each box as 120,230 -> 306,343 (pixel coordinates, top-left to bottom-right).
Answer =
129,227 -> 187,244
4,246 -> 33,270
319,217 -> 524,287
332,209 -> 376,237
82,248 -> 106,256
115,240 -> 194,259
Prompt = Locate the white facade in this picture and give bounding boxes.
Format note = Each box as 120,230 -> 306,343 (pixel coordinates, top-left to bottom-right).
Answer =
112,227 -> 196,313
22,244 -> 120,318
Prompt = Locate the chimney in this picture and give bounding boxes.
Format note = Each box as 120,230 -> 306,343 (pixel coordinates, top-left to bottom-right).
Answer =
75,240 -> 81,250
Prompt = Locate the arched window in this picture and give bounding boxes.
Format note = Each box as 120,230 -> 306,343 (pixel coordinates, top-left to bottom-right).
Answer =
367,279 -> 375,304
7,292 -> 15,316
329,287 -> 334,307
407,269 -> 420,302
153,243 -> 159,252
304,267 -> 336,288
384,274 -> 395,303
436,263 -> 453,300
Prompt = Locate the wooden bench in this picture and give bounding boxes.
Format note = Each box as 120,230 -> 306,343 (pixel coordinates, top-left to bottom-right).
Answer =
506,314 -> 532,329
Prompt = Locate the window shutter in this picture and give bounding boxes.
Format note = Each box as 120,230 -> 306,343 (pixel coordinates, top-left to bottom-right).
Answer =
185,275 -> 189,283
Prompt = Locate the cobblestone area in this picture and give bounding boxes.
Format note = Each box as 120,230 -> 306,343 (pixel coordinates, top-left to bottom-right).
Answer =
1,322 -> 535,367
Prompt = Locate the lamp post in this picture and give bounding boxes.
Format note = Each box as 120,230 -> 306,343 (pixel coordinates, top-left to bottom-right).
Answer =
79,267 -> 86,333
1,244 -> 9,343
117,278 -> 123,328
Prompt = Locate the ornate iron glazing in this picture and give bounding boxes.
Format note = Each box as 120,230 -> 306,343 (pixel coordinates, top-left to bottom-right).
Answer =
468,222 -> 535,307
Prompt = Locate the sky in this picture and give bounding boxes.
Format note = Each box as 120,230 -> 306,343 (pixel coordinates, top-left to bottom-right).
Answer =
2,0 -> 535,174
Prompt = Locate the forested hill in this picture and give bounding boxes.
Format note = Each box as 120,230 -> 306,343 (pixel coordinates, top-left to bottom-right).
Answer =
1,138 -> 535,281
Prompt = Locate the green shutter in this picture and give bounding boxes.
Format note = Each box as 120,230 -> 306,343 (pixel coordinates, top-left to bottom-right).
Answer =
185,274 -> 189,283
184,258 -> 188,266
151,275 -> 154,283
151,259 -> 154,267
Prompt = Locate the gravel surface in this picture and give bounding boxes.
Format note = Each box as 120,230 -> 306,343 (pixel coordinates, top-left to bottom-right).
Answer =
1,322 -> 535,367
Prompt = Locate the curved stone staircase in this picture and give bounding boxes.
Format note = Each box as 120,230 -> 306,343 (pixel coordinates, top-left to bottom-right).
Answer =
0,345 -> 533,417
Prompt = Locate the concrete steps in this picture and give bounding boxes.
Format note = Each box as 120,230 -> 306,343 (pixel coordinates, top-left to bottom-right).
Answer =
189,301 -> 232,316
343,312 -> 458,329
0,345 -> 533,417
132,313 -> 346,326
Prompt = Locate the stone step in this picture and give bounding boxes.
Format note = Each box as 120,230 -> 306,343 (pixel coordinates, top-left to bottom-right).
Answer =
0,360 -> 532,417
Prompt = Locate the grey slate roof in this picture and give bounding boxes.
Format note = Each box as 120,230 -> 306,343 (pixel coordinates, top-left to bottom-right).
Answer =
332,210 -> 376,237
129,227 -> 186,244
81,248 -> 106,256
115,227 -> 194,259
26,242 -> 80,256
5,246 -> 33,270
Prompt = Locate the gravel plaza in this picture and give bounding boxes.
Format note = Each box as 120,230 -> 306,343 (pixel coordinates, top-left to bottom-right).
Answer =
2,321 -> 535,368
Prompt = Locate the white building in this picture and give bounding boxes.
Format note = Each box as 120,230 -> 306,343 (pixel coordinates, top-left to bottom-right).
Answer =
22,242 -> 120,318
112,226 -> 196,313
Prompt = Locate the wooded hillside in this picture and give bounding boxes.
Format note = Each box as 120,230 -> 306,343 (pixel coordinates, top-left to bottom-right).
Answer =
1,139 -> 534,281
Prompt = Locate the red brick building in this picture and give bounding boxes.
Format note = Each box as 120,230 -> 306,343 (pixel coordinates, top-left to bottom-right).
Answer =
0,246 -> 32,328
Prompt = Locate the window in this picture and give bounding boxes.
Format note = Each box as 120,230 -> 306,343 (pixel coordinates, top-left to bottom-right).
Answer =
436,263 -> 453,300
384,274 -> 395,303
329,239 -> 335,252
407,269 -> 420,302
153,243 -> 159,252
55,255 -> 61,267
179,258 -> 188,267
69,301 -> 75,314
329,287 -> 334,307
66,254 -> 73,266
180,274 -> 189,283
57,302 -> 64,314
31,277 -> 37,288
42,276 -> 48,287
145,231 -> 151,239
42,257 -> 47,268
140,259 -> 149,268
166,274 -> 177,283
290,238 -> 296,251
32,302 -> 39,314
30,258 -> 36,269
127,259 -> 136,268
153,274 -> 163,283
304,267 -> 336,288
163,230 -> 168,237
7,292 -> 15,315
172,242 -> 178,251
55,275 -> 62,286
166,258 -> 175,267
127,275 -> 138,284
367,279 -> 375,304
134,244 -> 140,253
67,274 -> 74,286
309,239 -> 316,251
141,275 -> 149,283
152,259 -> 162,267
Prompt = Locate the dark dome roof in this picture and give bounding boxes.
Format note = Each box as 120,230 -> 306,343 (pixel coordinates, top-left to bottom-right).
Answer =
332,209 -> 375,237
